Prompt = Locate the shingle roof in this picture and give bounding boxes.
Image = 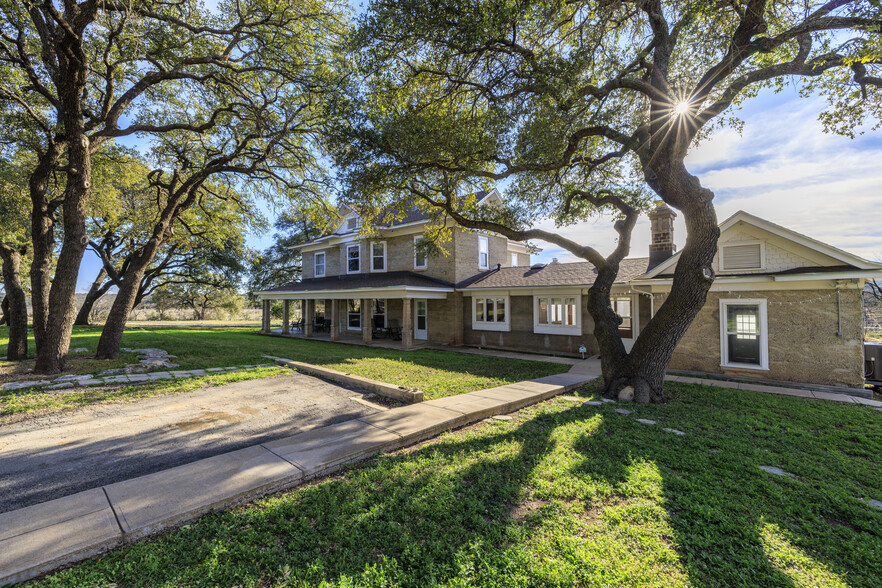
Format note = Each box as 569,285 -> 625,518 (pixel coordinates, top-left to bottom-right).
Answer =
457,258 -> 651,289
260,271 -> 455,293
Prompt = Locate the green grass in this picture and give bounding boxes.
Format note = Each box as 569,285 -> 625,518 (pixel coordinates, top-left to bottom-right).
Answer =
30,381 -> 881,587
0,326 -> 566,417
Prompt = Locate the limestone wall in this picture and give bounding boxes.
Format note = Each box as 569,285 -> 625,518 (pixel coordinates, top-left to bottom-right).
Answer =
668,288 -> 864,388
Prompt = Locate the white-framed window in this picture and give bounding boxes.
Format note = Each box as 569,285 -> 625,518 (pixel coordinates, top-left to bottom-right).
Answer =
611,296 -> 633,339
534,295 -> 580,335
719,298 -> 769,370
345,216 -> 360,232
371,241 -> 386,272
346,244 -> 360,273
478,236 -> 489,269
472,296 -> 510,331
511,252 -> 518,267
314,251 -> 326,278
414,236 -> 427,269
347,298 -> 361,330
720,240 -> 765,271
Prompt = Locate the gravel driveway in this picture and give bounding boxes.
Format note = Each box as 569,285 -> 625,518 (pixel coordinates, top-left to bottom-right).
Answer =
0,372 -> 380,513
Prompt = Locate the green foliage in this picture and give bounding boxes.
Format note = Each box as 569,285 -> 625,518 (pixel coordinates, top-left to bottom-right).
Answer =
248,213 -> 321,296
332,0 -> 881,255
31,381 -> 882,586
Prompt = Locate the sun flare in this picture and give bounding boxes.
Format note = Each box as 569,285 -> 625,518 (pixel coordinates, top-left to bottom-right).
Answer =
673,101 -> 690,116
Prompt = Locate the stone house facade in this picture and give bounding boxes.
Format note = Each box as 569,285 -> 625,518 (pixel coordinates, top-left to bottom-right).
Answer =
257,193 -> 882,389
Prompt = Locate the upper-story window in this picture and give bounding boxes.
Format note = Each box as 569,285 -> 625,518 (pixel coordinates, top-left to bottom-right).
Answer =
346,216 -> 359,232
414,236 -> 427,269
511,252 -> 518,267
372,241 -> 386,272
346,244 -> 360,273
314,251 -> 326,278
478,236 -> 489,269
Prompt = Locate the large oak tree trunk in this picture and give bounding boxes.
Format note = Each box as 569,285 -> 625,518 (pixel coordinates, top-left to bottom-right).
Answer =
74,268 -> 110,326
588,160 -> 719,403
1,295 -> 8,326
29,150 -> 62,355
0,246 -> 28,360
95,265 -> 147,359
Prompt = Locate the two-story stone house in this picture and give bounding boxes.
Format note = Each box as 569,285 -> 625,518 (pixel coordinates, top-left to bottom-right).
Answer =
257,191 -> 882,390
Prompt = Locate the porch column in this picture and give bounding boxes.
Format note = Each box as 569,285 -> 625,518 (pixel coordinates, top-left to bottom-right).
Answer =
329,299 -> 339,341
401,297 -> 413,349
282,300 -> 290,335
261,299 -> 270,333
304,299 -> 313,337
361,298 -> 372,344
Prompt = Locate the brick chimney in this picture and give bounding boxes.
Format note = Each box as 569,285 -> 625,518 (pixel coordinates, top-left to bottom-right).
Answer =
648,202 -> 677,268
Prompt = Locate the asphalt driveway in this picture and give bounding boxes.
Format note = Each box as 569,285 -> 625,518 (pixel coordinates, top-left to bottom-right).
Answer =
0,372 -> 381,513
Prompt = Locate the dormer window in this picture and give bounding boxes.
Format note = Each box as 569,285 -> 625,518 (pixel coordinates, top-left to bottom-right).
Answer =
346,216 -> 359,232
720,241 -> 764,271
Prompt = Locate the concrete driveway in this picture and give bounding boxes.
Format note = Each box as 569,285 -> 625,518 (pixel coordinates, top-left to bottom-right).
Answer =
0,372 -> 381,513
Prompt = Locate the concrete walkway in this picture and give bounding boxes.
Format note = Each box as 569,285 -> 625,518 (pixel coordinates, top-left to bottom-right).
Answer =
666,374 -> 881,406
0,359 -> 602,585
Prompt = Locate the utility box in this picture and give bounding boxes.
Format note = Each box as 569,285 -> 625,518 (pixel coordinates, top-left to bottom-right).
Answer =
866,342 -> 882,388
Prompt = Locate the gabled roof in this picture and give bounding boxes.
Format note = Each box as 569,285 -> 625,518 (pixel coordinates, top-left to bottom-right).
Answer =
458,258 -> 651,290
641,210 -> 882,279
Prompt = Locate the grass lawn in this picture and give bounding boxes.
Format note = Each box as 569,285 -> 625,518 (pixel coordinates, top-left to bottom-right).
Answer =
0,326 -> 566,417
32,381 -> 882,587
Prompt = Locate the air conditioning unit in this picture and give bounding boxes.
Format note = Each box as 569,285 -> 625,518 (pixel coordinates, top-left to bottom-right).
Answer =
866,343 -> 882,388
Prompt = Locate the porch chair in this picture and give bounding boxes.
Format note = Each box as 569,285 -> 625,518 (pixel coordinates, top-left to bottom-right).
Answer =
387,318 -> 402,341
372,315 -> 388,338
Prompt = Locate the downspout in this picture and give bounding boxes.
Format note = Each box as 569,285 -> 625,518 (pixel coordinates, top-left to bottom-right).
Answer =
630,284 -> 655,317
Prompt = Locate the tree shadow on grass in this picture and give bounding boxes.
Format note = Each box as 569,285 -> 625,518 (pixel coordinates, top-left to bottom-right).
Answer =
37,387 -> 882,587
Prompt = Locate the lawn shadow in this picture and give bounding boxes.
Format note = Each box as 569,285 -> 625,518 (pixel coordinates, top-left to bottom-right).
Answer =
36,387 -> 882,586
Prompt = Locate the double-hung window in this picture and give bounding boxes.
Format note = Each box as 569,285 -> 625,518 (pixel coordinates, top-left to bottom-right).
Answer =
347,299 -> 361,330
472,296 -> 509,331
534,295 -> 580,335
720,299 -> 768,369
511,252 -> 518,267
478,236 -> 489,269
314,251 -> 325,278
346,244 -> 360,273
414,236 -> 427,269
372,242 -> 386,272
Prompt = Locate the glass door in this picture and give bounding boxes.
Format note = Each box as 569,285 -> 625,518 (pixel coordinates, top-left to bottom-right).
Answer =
414,299 -> 428,340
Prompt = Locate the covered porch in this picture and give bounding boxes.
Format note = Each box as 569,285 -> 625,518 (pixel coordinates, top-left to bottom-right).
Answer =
256,274 -> 456,349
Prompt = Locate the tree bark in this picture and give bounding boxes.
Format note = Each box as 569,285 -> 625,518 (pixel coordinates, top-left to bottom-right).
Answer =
591,160 -> 719,403
74,267 -> 110,326
1,295 -> 8,326
29,147 -> 63,357
0,245 -> 29,360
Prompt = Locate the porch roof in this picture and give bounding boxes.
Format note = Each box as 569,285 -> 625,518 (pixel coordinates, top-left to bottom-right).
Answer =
257,271 -> 455,300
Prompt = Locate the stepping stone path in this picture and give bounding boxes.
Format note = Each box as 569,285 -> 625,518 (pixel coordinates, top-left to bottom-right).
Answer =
614,408 -> 632,415
859,498 -> 882,510
492,415 -> 513,421
583,400 -> 603,406
759,465 -> 795,477
635,418 -> 657,425
559,396 -> 582,402
663,428 -> 686,436
0,347 -> 280,393
601,398 -> 615,403
68,348 -> 89,354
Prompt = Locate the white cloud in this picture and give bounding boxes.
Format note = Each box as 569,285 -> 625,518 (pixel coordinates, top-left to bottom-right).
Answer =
528,89 -> 882,265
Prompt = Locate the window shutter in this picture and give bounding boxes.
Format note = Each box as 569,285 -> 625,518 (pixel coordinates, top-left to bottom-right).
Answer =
722,243 -> 762,270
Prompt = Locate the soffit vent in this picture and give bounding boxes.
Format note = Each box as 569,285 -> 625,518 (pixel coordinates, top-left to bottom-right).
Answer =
722,243 -> 762,270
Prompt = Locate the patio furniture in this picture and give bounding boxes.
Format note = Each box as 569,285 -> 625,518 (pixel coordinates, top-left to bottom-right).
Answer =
372,315 -> 389,338
290,318 -> 304,333
313,316 -> 328,333
388,319 -> 402,341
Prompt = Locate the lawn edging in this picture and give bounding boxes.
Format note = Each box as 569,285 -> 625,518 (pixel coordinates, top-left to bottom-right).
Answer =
263,355 -> 424,403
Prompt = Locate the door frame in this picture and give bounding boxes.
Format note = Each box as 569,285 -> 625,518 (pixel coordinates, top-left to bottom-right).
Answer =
414,298 -> 428,340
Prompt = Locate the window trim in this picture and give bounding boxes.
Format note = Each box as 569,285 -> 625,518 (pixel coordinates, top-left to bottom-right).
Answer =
345,215 -> 360,233
346,243 -> 361,274
533,294 -> 581,335
611,295 -> 634,339
478,236 -> 489,270
346,298 -> 361,331
371,241 -> 387,273
510,252 -> 518,267
471,295 -> 510,332
719,240 -> 766,272
719,298 -> 769,370
314,251 -> 326,278
414,235 -> 428,269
